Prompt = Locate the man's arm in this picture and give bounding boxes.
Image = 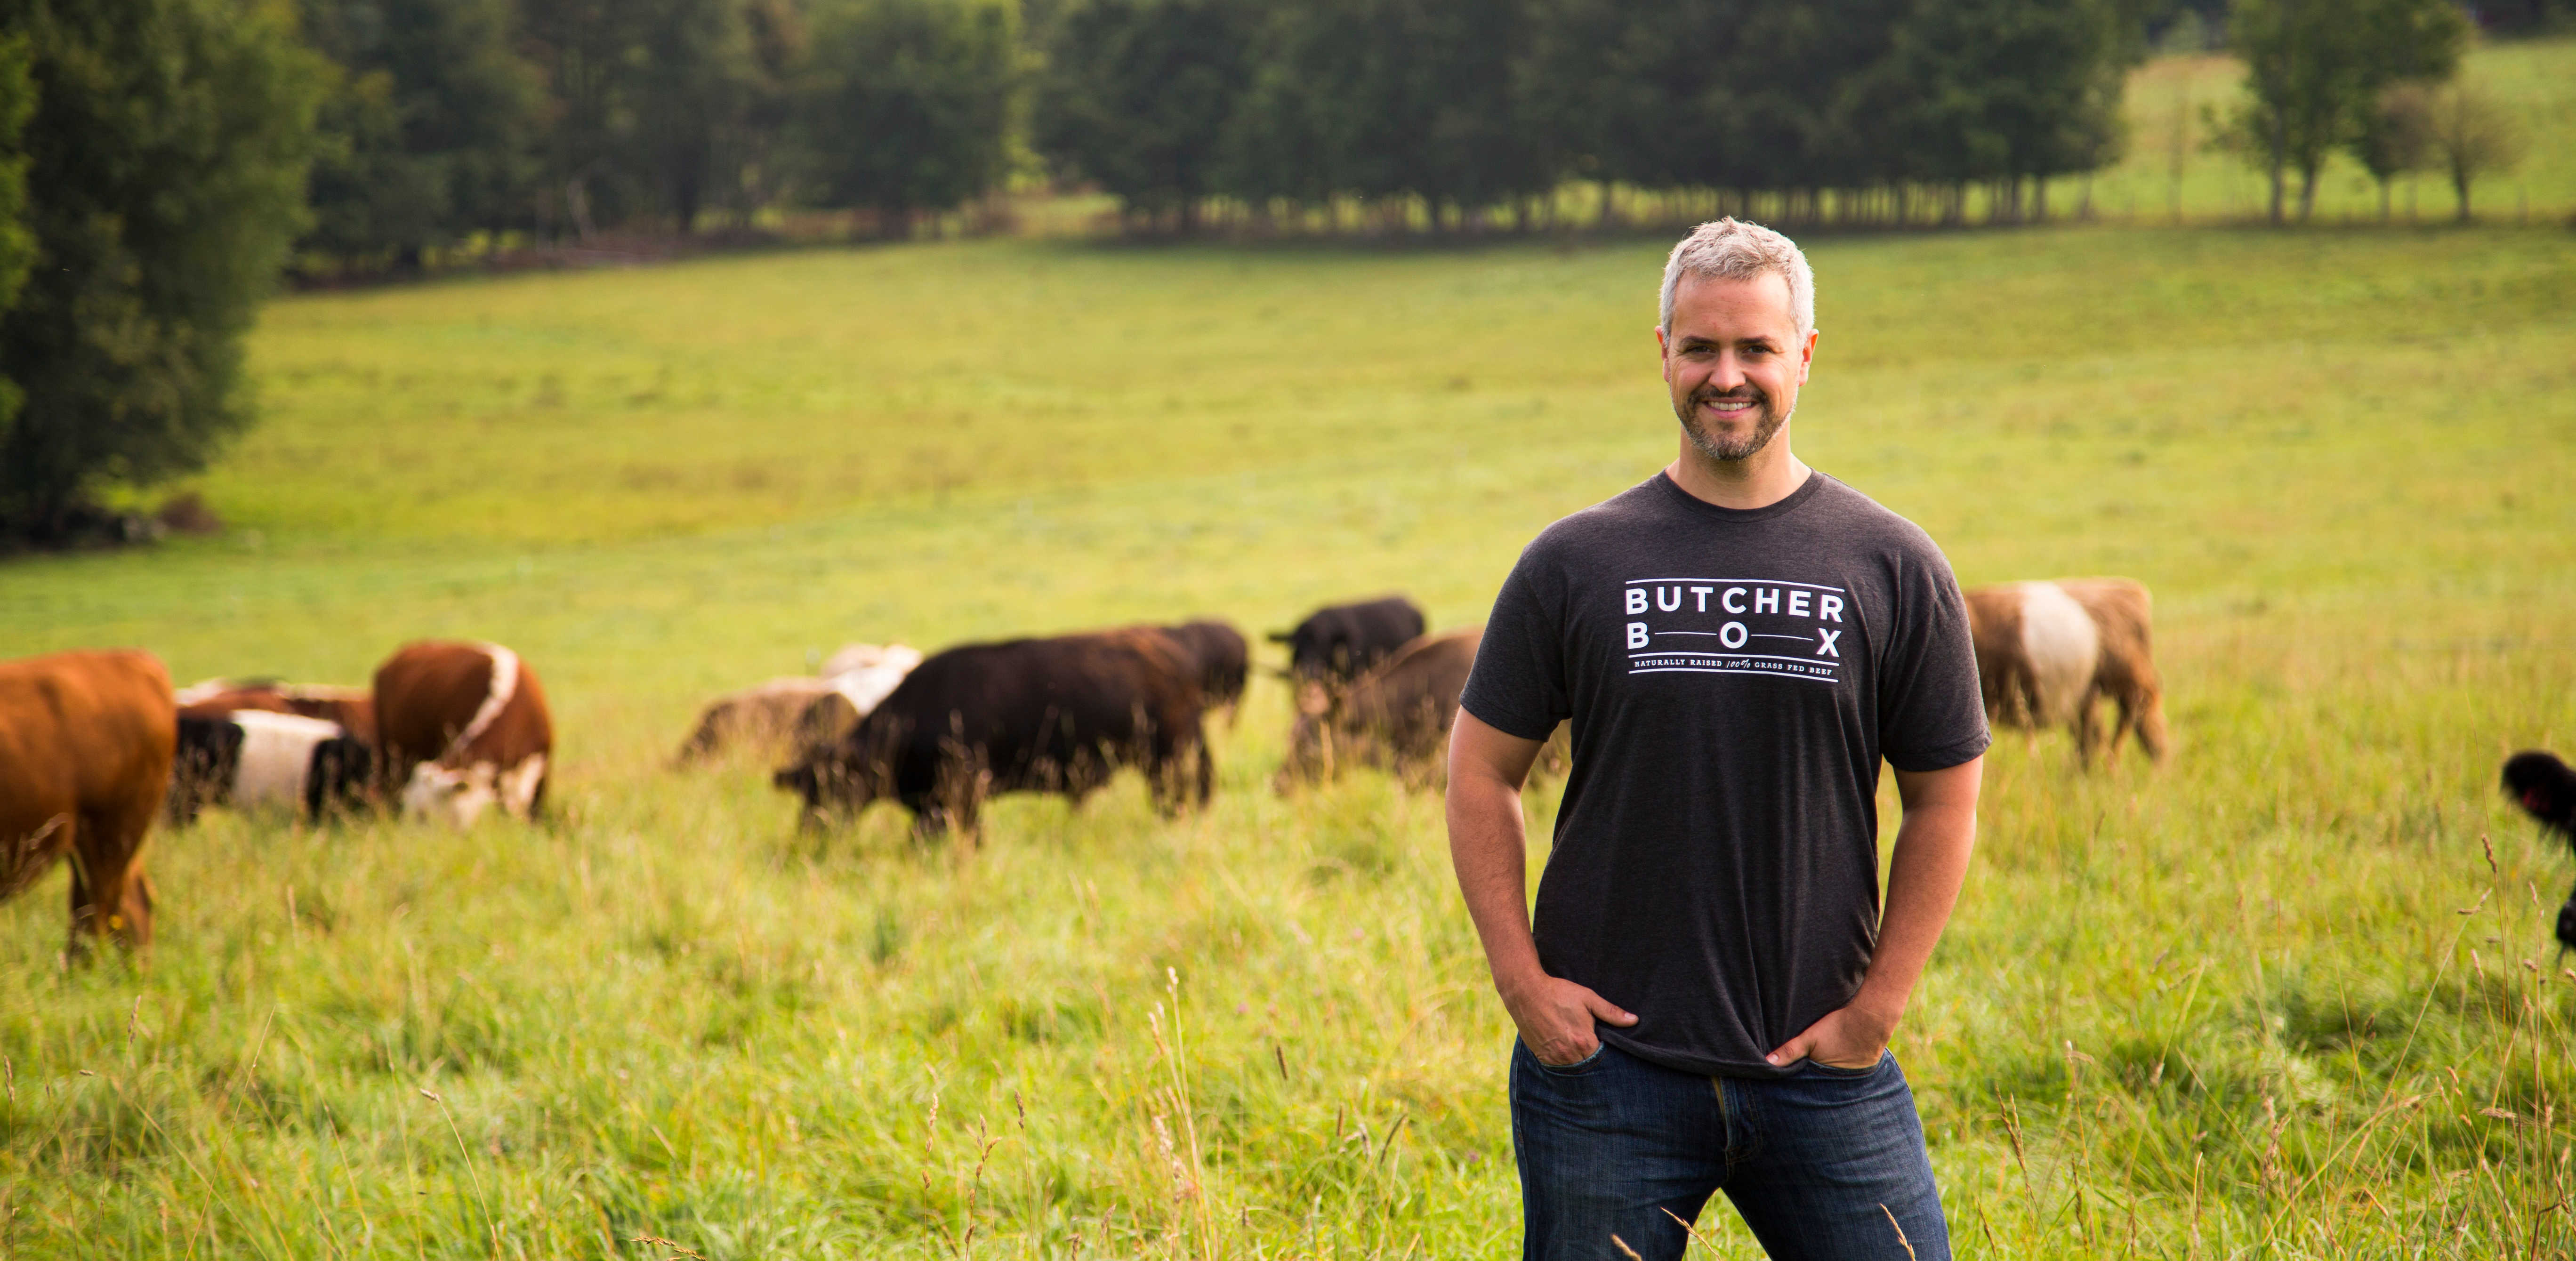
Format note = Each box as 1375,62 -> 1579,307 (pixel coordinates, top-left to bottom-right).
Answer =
1766,756 -> 1982,1068
1447,709 -> 1637,1066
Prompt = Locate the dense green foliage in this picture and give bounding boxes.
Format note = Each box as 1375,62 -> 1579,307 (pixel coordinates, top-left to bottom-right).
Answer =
0,0 -> 322,542
298,0 -> 538,270
1,223 -> 2572,1257
794,0 -> 1019,227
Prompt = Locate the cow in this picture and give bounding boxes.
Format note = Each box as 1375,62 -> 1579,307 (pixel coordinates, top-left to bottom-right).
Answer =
2504,751 -> 2576,950
1152,620 -> 1249,721
169,711 -> 373,824
1269,596 -> 1426,684
373,640 -> 554,827
676,644 -> 925,764
176,679 -> 376,745
1278,626 -> 1486,791
775,628 -> 1209,839
1964,577 -> 2167,766
0,649 -> 175,956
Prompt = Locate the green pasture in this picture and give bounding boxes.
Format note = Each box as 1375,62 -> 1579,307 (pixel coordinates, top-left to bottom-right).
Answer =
2,219 -> 2575,1258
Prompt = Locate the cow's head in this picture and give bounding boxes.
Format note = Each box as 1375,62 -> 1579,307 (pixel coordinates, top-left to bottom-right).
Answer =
1273,680 -> 1345,793
403,761 -> 498,829
774,743 -> 889,821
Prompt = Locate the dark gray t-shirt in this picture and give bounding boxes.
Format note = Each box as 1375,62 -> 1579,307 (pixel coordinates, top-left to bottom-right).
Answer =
1461,470 -> 1989,1077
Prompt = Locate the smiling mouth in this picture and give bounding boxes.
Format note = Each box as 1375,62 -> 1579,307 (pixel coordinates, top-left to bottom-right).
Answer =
1700,392 -> 1762,416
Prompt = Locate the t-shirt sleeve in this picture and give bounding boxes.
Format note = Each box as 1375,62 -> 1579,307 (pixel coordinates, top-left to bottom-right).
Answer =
1460,539 -> 1570,742
1876,541 -> 1992,772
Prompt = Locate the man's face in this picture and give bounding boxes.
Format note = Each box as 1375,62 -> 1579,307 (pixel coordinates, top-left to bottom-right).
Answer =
1657,272 -> 1817,463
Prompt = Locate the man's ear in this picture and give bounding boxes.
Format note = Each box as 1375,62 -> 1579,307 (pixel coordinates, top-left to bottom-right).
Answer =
1797,328 -> 1819,385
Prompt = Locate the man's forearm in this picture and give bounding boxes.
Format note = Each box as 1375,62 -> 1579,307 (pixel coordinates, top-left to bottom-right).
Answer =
1448,766 -> 1545,995
1852,769 -> 1980,1022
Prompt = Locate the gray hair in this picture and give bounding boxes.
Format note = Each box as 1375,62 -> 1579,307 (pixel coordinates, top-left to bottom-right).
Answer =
1658,218 -> 1814,337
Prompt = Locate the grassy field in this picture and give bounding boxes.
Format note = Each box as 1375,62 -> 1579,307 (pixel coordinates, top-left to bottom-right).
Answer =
2,219 -> 2575,1258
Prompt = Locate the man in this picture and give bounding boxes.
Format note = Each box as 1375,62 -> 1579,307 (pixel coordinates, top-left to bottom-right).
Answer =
1447,218 -> 1988,1261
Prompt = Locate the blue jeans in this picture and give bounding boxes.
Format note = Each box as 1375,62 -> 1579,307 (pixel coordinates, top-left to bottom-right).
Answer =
1511,1039 -> 1950,1261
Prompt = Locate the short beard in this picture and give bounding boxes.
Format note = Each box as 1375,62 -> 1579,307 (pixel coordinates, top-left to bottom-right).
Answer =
1676,385 -> 1789,463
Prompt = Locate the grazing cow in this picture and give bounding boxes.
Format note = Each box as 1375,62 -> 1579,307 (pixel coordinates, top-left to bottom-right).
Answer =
0,649 -> 175,955
1269,597 -> 1426,683
1153,620 -> 1250,719
169,711 -> 373,823
775,628 -> 1209,838
677,677 -> 842,764
1278,626 -> 1485,791
676,644 -> 925,764
374,641 -> 554,827
177,680 -> 376,745
1964,577 -> 2167,766
2504,751 -> 2576,950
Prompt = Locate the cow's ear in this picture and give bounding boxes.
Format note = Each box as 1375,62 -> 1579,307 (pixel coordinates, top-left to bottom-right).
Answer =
1266,631 -> 1293,643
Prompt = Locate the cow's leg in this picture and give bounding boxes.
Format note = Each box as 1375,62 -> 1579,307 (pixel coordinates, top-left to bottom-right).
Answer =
2557,882 -> 2576,954
95,796 -> 158,950
2072,688 -> 2102,768
2133,685 -> 2170,763
1195,733 -> 1215,807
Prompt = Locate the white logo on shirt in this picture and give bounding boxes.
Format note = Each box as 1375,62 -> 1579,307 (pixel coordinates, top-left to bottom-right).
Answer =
1621,579 -> 1848,683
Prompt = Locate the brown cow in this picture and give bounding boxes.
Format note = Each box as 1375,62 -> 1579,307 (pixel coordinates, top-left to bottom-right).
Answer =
1277,626 -> 1486,792
176,679 -> 376,745
1964,577 -> 2166,766
0,650 -> 176,955
374,641 -> 554,827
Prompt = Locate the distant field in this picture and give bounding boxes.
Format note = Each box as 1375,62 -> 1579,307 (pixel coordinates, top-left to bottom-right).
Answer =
1,222 -> 2574,1257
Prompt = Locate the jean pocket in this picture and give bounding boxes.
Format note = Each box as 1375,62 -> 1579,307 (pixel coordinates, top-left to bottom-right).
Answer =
1797,1051 -> 1887,1078
1523,1040 -> 1608,1076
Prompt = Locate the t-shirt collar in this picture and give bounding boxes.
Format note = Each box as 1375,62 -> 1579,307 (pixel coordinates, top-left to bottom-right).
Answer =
1651,467 -> 1828,523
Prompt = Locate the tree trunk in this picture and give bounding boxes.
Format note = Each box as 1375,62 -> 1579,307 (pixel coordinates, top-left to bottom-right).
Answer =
2296,162 -> 2319,223
2377,178 -> 2392,222
2454,164 -> 2472,222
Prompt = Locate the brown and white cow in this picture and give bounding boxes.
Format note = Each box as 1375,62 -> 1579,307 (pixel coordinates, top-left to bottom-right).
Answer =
1964,577 -> 2167,766
374,641 -> 554,827
0,649 -> 176,955
676,643 -> 925,764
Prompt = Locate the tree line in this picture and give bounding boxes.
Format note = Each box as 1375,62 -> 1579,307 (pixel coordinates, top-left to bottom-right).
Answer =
0,0 -> 2536,541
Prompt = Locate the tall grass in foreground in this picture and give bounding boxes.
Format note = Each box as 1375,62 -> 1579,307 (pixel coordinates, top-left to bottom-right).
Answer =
1,602 -> 2573,1258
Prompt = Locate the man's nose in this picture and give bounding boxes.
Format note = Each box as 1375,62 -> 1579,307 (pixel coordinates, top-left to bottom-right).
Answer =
1706,352 -> 1747,392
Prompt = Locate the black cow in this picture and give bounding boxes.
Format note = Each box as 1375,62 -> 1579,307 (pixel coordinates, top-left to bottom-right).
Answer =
1269,596 -> 1425,683
170,711 -> 373,825
776,628 -> 1210,838
1156,620 -> 1249,717
2505,751 -> 2576,951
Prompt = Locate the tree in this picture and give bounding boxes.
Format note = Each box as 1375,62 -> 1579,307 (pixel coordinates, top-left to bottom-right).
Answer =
299,0 -> 541,270
1858,0 -> 2133,222
792,0 -> 1020,233
2424,83 -> 2528,223
0,0 -> 324,542
1034,0 -> 1254,233
2217,0 -> 2465,224
2350,82 -> 2433,221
